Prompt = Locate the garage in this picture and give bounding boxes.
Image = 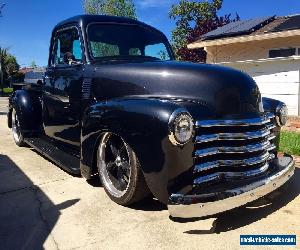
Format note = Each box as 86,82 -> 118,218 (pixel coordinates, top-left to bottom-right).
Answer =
188,14 -> 300,116
227,57 -> 300,115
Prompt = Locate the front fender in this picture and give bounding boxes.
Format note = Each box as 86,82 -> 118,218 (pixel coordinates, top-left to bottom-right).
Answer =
80,97 -> 194,204
9,90 -> 42,132
262,97 -> 285,149
262,97 -> 284,114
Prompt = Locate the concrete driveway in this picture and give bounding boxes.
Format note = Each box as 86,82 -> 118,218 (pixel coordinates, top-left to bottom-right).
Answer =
0,97 -> 299,250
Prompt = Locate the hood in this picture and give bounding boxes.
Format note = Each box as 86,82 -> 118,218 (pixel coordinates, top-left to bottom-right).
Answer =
91,60 -> 262,118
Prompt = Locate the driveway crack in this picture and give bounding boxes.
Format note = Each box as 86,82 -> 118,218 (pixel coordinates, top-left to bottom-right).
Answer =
32,186 -> 60,250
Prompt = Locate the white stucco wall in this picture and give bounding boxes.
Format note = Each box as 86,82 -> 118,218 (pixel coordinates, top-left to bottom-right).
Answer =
219,57 -> 300,116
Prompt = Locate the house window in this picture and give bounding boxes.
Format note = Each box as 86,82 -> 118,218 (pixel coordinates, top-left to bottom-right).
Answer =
269,48 -> 297,58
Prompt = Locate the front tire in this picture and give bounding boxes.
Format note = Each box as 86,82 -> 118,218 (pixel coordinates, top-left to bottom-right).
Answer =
11,108 -> 26,147
97,132 -> 149,205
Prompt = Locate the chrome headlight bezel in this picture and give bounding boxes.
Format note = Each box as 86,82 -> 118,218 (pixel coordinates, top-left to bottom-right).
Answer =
275,103 -> 288,127
168,109 -> 194,146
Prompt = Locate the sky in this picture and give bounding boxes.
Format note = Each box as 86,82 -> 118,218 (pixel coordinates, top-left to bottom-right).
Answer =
1,0 -> 300,67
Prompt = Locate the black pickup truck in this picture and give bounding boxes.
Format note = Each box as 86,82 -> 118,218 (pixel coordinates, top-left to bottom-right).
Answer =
8,15 -> 295,218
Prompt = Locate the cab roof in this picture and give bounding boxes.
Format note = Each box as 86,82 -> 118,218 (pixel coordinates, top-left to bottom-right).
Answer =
55,15 -> 151,30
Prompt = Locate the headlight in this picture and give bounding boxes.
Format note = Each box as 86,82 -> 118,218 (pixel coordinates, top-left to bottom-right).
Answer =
169,109 -> 194,145
276,103 -> 288,127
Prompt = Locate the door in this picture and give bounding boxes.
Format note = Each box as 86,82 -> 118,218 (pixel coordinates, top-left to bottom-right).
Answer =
43,26 -> 84,147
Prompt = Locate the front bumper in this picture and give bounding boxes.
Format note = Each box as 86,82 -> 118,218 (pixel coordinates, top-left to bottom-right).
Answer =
168,155 -> 295,218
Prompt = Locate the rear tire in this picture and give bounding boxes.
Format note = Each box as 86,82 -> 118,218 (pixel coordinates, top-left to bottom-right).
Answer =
97,132 -> 149,205
11,108 -> 26,147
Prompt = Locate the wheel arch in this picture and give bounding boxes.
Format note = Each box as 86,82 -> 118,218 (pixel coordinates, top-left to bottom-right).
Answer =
9,90 -> 42,133
79,97 -> 192,203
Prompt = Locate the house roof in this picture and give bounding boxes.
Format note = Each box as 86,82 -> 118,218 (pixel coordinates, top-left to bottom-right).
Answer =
19,67 -> 45,74
188,14 -> 300,49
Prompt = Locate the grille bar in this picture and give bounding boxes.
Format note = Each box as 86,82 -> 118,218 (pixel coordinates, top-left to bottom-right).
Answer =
195,128 -> 272,143
194,163 -> 270,185
192,114 -> 277,186
195,140 -> 275,158
196,113 -> 274,128
194,152 -> 275,173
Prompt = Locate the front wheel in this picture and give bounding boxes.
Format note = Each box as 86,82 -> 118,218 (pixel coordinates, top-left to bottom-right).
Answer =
97,132 -> 149,205
11,108 -> 26,147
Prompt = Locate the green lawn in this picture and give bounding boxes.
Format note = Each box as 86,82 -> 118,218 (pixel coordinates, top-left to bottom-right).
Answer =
3,87 -> 13,94
279,131 -> 300,156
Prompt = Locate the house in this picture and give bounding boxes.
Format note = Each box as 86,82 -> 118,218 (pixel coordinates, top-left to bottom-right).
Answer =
188,15 -> 300,116
19,67 -> 45,84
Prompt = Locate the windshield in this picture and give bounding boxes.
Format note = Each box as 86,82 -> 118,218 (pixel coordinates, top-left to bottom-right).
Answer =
87,23 -> 173,61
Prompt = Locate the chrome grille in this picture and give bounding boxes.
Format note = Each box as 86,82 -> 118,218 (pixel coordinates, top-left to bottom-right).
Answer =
193,113 -> 276,186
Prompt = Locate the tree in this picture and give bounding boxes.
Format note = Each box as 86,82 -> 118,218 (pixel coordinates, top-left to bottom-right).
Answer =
177,14 -> 240,62
169,0 -> 239,62
0,47 -> 20,92
169,0 -> 222,59
5,55 -> 19,75
0,47 -> 7,93
31,61 -> 37,68
83,0 -> 136,19
0,47 -> 9,93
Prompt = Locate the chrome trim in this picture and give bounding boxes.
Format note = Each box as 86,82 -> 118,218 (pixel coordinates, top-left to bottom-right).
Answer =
267,124 -> 276,130
196,113 -> 275,128
194,141 -> 275,157
168,108 -> 194,146
267,144 -> 277,151
12,109 -> 21,143
275,102 -> 288,127
168,156 -> 295,218
194,163 -> 270,185
267,134 -> 276,141
194,152 -> 274,172
195,128 -> 272,143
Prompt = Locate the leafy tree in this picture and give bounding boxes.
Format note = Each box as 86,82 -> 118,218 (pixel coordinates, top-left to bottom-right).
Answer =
0,47 -> 6,93
0,47 -> 20,92
31,60 -> 37,68
84,0 -> 136,19
169,0 -> 239,62
169,0 -> 222,59
178,14 -> 240,62
5,55 -> 19,75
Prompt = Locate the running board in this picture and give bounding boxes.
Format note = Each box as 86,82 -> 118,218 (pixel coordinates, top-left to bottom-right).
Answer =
24,137 -> 81,175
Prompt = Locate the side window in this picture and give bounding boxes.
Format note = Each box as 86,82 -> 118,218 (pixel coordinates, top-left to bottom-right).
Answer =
269,48 -> 297,58
73,40 -> 82,60
145,43 -> 170,60
52,27 -> 82,66
54,39 -> 61,65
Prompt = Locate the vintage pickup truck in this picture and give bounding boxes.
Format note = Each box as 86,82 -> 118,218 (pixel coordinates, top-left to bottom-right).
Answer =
8,15 -> 295,218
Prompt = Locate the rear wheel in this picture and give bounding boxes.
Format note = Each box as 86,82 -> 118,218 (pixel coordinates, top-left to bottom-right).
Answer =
11,108 -> 26,147
97,132 -> 149,205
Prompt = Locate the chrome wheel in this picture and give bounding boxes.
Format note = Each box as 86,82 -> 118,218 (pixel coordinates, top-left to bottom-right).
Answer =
12,109 -> 21,144
98,133 -> 132,198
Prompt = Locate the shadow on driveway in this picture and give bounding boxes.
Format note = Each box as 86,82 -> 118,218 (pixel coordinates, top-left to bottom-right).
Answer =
0,154 -> 79,249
